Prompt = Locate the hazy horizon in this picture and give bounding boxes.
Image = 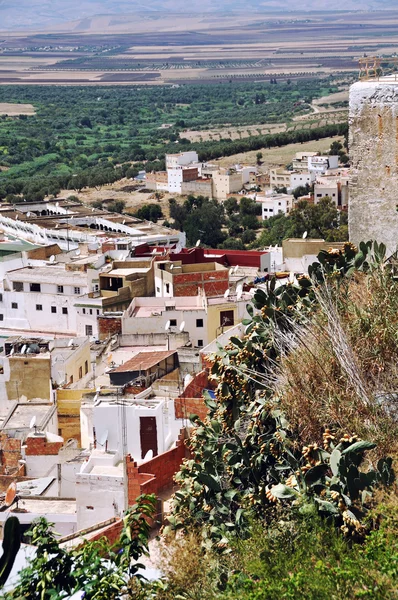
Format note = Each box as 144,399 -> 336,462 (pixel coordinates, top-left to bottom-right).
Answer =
1,0 -> 398,33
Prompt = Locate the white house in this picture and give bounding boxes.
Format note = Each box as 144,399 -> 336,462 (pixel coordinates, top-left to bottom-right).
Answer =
256,193 -> 294,220
290,171 -> 313,190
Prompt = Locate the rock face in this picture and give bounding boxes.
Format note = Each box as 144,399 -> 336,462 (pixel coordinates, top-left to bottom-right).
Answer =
349,81 -> 398,255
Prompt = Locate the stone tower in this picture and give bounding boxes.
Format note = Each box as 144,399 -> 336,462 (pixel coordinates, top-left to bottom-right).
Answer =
349,80 -> 398,255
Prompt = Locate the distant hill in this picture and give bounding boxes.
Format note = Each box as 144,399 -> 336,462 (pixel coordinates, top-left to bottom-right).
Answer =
0,0 -> 398,32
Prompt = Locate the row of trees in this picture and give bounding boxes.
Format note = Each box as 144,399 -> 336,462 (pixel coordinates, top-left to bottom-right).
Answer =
165,194 -> 348,249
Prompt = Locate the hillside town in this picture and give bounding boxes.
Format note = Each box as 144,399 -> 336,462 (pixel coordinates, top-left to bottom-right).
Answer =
0,140 -> 350,547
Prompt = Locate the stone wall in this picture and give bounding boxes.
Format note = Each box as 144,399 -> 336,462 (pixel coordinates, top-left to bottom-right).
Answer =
349,81 -> 398,254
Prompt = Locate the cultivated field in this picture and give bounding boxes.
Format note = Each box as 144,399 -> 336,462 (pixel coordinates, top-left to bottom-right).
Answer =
0,102 -> 35,115
2,10 -> 398,85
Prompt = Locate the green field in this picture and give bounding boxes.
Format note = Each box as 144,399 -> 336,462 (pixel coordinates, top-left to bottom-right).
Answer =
0,77 -> 349,201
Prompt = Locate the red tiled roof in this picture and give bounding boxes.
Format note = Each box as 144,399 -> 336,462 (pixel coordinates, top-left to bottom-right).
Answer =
112,350 -> 176,373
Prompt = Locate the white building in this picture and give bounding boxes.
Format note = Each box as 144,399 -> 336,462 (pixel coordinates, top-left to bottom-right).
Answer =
256,193 -> 294,220
2,265 -> 92,335
308,155 -> 339,175
165,151 -> 199,170
290,171 -> 313,190
314,172 -> 349,209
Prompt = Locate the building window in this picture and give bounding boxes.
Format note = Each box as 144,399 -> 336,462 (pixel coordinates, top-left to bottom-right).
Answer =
97,309 -> 100,315
89,309 -> 92,315
156,287 -> 160,293
74,287 -> 81,295
165,283 -> 170,294
85,325 -> 93,336
0,293 -> 2,302
82,308 -> 86,314
36,304 -> 43,311
79,366 -> 83,379
169,319 -> 177,327
220,310 -> 234,327
57,285 -> 64,294
51,306 -> 56,314
30,283 -> 41,292
196,318 -> 204,327
197,339 -> 203,347
0,315 -> 3,321
11,302 -> 18,309
84,360 -> 88,375
118,244 -> 127,250
62,307 -> 68,315
13,282 -> 23,292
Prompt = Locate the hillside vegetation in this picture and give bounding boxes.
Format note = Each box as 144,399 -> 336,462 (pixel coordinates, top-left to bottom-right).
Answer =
145,241 -> 398,599
0,80 -> 347,202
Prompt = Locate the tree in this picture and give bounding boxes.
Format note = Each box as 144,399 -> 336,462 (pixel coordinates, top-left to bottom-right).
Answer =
218,237 -> 245,250
256,151 -> 263,165
184,199 -> 226,247
134,203 -> 163,223
5,495 -> 156,600
224,197 -> 239,215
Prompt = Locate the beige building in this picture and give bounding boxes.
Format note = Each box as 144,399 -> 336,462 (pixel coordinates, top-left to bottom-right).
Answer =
212,169 -> 243,200
270,168 -> 291,189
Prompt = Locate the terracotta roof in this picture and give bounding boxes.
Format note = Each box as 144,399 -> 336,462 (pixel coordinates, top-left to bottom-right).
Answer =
112,350 -> 177,373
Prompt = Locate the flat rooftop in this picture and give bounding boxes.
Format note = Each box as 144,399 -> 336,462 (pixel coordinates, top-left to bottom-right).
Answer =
7,266 -> 88,286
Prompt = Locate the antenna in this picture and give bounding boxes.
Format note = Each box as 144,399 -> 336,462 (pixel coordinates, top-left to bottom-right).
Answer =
4,482 -> 17,508
165,320 -> 171,331
195,239 -> 201,247
224,288 -> 230,299
179,321 -> 185,332
49,255 -> 55,263
303,230 -> 308,239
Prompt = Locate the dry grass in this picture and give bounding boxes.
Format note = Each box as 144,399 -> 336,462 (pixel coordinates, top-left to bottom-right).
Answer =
276,269 -> 398,455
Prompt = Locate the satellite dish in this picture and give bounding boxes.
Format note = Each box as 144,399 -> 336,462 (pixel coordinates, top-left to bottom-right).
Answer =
165,320 -> 171,331
122,220 -> 126,225
68,339 -> 74,347
9,347 -> 14,356
169,264 -> 174,270
15,215 -> 18,220
119,253 -> 124,260
195,239 -> 201,247
224,288 -> 230,299
4,482 -> 17,508
29,416 -> 36,430
49,255 -> 55,263
289,271 -> 295,283
56,202 -> 59,207
234,265 -> 239,273
27,212 -> 31,217
236,284 -> 243,300
303,231 -> 308,239
229,267 -> 234,276
92,207 -> 95,212
21,345 -> 27,354
143,449 -> 153,462
55,224 -> 59,229
96,386 -> 101,393
179,321 -> 185,332
99,430 -> 108,446
75,249 -> 81,256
